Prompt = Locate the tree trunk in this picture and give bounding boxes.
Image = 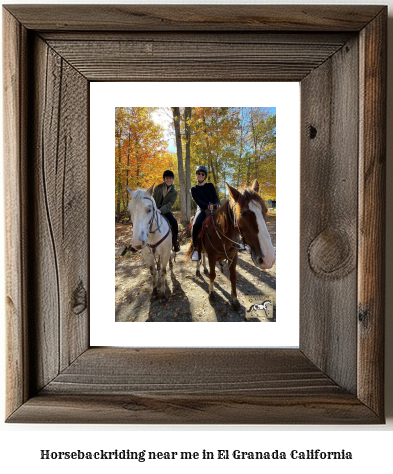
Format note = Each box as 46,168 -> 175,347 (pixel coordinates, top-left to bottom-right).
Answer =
246,154 -> 252,187
250,110 -> 260,181
184,107 -> 192,223
172,107 -> 187,225
202,111 -> 219,194
116,129 -> 122,222
213,154 -> 220,197
124,130 -> 131,211
207,153 -> 219,196
237,113 -> 245,188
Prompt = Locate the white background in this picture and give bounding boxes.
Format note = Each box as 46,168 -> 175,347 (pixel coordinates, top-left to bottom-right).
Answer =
91,82 -> 299,347
1,0 -> 392,472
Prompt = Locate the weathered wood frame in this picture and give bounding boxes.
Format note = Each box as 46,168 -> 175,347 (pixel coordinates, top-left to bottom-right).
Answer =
3,5 -> 386,424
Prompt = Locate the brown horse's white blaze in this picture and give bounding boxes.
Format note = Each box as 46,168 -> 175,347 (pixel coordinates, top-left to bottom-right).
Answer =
248,200 -> 276,269
227,180 -> 275,271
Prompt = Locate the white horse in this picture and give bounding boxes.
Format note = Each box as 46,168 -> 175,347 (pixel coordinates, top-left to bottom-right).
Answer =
126,184 -> 172,301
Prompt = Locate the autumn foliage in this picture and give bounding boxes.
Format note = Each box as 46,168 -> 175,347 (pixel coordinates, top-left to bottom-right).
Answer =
115,107 -> 175,217
115,107 -> 276,219
188,107 -> 276,202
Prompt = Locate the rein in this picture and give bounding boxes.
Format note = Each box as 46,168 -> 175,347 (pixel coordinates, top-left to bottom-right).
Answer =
226,201 -> 247,248
142,196 -> 172,260
148,228 -> 171,254
143,196 -> 161,234
213,201 -> 246,247
208,201 -> 244,267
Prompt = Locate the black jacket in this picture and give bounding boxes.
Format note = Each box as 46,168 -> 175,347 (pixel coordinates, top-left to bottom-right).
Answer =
191,183 -> 219,210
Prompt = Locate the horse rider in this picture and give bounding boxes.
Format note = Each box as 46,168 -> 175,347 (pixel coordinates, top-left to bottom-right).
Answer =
152,170 -> 181,252
190,165 -> 220,261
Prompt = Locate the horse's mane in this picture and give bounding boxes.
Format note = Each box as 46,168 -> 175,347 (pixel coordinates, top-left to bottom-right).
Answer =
214,186 -> 268,225
131,188 -> 156,206
232,187 -> 268,217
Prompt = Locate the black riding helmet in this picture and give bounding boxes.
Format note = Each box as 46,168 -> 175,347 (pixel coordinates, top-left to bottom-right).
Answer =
196,165 -> 208,176
163,170 -> 175,179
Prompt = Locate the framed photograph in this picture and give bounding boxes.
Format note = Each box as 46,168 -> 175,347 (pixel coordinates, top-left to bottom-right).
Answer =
4,5 -> 386,424
91,83 -> 299,347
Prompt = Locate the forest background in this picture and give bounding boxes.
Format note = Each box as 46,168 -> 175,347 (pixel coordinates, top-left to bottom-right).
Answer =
115,107 -> 276,224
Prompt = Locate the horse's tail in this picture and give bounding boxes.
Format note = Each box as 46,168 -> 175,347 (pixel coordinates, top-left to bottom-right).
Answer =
185,242 -> 194,262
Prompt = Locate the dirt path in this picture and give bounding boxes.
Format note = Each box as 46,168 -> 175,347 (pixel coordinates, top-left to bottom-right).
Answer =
115,220 -> 275,322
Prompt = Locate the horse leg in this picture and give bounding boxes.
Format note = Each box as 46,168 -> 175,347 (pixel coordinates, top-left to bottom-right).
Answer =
218,261 -> 225,274
208,254 -> 217,303
203,252 -> 209,275
160,265 -> 168,301
149,260 -> 158,301
160,250 -> 171,301
229,253 -> 241,311
196,257 -> 201,277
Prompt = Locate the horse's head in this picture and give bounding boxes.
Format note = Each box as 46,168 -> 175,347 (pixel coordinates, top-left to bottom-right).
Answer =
226,180 -> 276,270
126,184 -> 155,250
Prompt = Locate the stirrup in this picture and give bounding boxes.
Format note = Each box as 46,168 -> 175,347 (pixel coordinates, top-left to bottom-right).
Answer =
191,251 -> 199,261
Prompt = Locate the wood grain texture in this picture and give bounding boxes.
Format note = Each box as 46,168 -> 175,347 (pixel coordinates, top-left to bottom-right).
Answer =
45,37 -> 347,82
3,5 -> 384,32
40,31 -> 354,44
3,8 -> 29,418
7,348 -> 379,424
358,9 -> 386,418
300,36 -> 359,393
9,392 -> 379,425
28,36 -> 89,391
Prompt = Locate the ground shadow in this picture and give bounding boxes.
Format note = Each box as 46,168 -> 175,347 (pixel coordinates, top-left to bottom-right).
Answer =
189,274 -> 247,322
236,253 -> 276,290
146,269 -> 193,322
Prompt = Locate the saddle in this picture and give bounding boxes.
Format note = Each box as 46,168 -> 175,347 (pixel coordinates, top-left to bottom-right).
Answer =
198,214 -> 213,238
189,213 -> 213,239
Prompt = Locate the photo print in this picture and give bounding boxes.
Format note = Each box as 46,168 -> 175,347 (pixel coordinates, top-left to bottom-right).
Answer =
115,107 -> 276,323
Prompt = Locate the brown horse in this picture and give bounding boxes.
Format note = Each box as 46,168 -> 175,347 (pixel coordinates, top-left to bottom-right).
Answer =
186,180 -> 275,310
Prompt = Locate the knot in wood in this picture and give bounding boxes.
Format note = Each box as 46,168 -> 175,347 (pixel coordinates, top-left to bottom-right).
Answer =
73,281 -> 87,315
308,228 -> 355,279
309,125 -> 317,139
358,307 -> 370,325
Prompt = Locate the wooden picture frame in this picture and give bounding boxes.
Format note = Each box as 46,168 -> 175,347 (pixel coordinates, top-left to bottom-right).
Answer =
3,5 -> 386,424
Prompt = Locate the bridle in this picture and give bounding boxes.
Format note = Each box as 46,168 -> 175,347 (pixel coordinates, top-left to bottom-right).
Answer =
207,198 -> 266,265
227,200 -> 247,248
143,196 -> 161,234
204,200 -> 247,267
142,196 -> 171,257
229,199 -> 267,260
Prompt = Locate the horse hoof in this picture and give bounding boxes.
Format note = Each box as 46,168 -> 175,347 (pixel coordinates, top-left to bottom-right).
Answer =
196,270 -> 201,277
232,300 -> 241,311
204,268 -> 209,276
160,295 -> 168,302
150,289 -> 159,301
209,293 -> 216,303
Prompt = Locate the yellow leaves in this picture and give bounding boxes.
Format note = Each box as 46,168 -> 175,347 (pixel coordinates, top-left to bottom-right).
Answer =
117,107 -> 275,208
